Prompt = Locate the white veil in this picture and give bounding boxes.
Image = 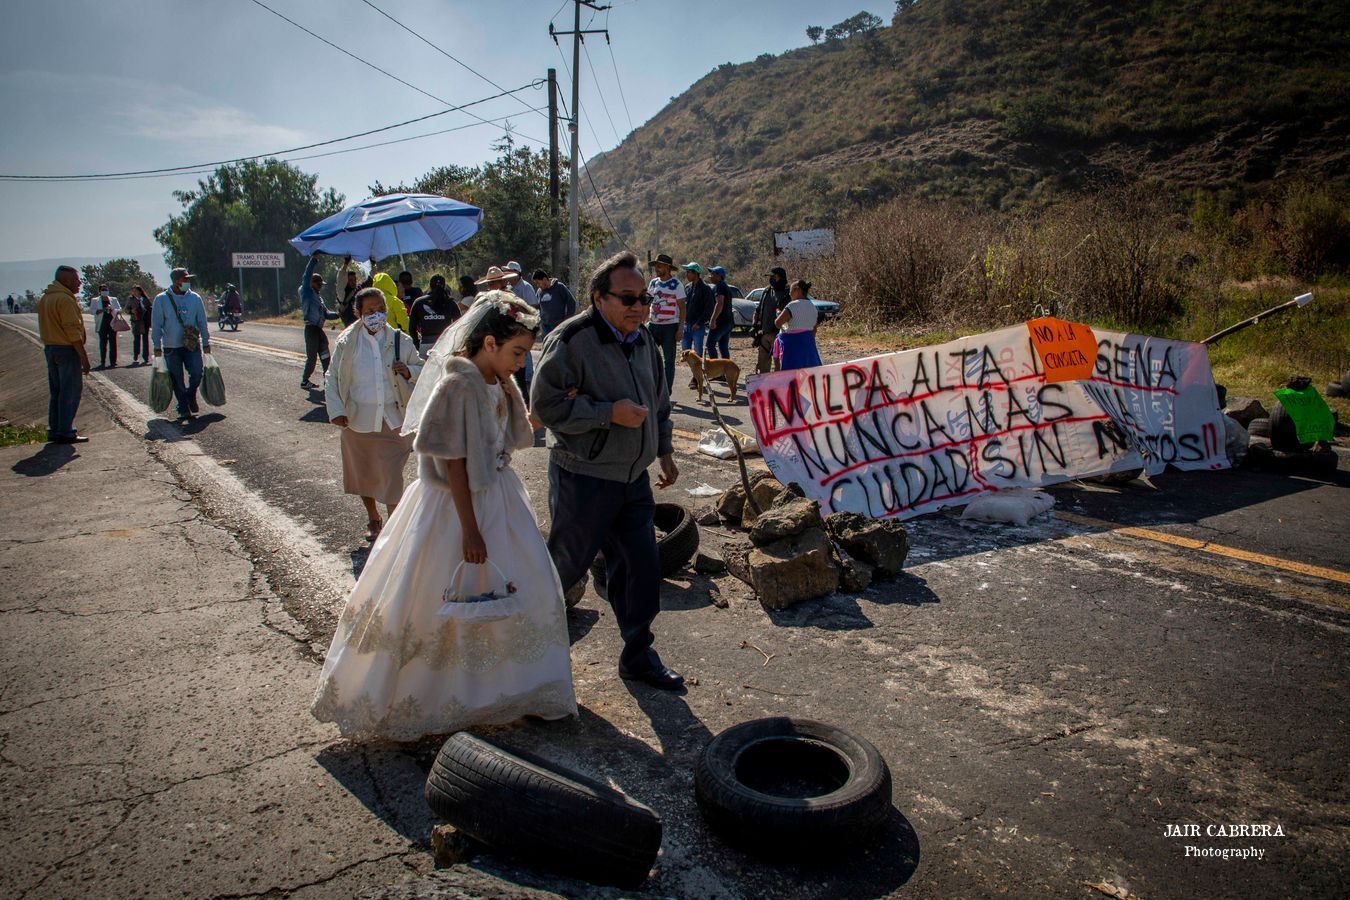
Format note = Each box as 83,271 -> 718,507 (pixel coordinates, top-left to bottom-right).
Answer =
400,289 -> 540,439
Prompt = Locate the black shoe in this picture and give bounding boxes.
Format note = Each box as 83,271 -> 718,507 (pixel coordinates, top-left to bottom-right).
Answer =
687,378 -> 698,389
190,400 -> 199,414
109,362 -> 118,368
52,434 -> 89,444
301,380 -> 319,389
620,665 -> 686,691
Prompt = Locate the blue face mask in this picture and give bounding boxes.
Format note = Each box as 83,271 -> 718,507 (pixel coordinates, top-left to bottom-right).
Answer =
363,311 -> 387,331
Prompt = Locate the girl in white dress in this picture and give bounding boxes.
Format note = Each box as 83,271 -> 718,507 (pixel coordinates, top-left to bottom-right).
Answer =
312,292 -> 577,740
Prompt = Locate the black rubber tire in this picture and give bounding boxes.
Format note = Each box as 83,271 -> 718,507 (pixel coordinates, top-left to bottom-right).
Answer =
695,717 -> 892,854
1327,382 -> 1346,399
590,503 -> 700,581
1341,370 -> 1350,393
425,732 -> 661,888
1268,401 -> 1307,452
1247,417 -> 1271,439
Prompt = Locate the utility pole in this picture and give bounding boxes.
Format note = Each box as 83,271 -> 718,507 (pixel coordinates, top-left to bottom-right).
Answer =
550,1 -> 609,287
548,67 -> 561,277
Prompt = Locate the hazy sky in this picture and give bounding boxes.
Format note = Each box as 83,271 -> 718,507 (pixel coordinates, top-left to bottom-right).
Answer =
0,0 -> 873,263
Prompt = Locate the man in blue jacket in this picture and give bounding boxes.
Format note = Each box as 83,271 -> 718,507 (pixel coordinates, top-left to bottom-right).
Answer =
301,253 -> 339,389
152,267 -> 212,422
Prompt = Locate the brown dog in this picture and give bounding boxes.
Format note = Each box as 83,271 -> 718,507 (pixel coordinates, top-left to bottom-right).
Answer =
681,349 -> 740,403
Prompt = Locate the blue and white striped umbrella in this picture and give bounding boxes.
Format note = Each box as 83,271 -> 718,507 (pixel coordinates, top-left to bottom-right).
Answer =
289,193 -> 483,260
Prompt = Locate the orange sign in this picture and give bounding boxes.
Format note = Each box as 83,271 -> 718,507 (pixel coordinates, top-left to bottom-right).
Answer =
1027,317 -> 1097,382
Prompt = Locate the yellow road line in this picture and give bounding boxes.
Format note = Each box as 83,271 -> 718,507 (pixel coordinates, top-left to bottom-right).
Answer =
1055,511 -> 1350,586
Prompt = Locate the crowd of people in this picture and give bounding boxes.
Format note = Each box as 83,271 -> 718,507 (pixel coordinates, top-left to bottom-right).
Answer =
32,248 -> 824,740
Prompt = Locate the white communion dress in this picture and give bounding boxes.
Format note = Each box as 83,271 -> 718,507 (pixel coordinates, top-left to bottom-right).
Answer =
312,368 -> 576,741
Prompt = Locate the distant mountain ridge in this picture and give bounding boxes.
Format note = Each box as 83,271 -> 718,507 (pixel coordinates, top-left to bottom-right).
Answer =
0,254 -> 168,299
584,0 -> 1350,272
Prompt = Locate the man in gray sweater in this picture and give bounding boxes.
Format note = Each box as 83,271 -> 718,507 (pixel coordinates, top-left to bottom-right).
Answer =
531,251 -> 684,690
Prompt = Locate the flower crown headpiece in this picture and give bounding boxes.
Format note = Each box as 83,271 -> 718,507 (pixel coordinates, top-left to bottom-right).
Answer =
492,296 -> 540,330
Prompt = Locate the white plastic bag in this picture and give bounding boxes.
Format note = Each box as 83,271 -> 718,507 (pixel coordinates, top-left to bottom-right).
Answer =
696,426 -> 760,460
960,489 -> 1055,526
686,482 -> 722,497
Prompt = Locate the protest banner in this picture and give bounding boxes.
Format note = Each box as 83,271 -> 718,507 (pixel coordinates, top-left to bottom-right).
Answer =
747,325 -> 1228,520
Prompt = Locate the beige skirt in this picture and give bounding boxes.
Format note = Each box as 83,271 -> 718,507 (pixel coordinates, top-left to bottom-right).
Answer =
340,422 -> 413,506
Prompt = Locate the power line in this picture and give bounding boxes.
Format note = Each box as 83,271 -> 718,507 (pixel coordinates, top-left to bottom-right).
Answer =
0,84 -> 537,181
247,0 -> 454,108
247,0 -> 546,146
606,39 -> 636,134
357,0 -> 544,119
581,41 -> 624,145
0,111 -> 544,184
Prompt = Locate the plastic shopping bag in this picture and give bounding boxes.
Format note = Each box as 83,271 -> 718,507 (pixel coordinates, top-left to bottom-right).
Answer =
148,358 -> 173,413
697,426 -> 760,460
201,353 -> 226,407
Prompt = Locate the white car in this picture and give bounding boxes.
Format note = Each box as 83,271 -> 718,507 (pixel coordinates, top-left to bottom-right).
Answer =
733,288 -> 840,332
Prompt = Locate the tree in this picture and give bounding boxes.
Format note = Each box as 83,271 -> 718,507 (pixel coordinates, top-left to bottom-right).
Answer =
894,0 -> 917,15
827,11 -> 884,41
78,258 -> 159,303
806,25 -> 824,44
154,159 -> 344,304
369,136 -> 608,285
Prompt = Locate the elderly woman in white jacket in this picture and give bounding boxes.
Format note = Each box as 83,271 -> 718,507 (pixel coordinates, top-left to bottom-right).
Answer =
326,287 -> 424,541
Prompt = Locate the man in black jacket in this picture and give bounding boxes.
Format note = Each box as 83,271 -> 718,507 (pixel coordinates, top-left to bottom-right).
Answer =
752,265 -> 791,374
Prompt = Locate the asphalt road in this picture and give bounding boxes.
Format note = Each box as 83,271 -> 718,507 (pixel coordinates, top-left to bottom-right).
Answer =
4,313 -> 1348,899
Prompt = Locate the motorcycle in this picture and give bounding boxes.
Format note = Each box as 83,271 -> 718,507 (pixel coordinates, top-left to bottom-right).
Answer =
218,310 -> 242,332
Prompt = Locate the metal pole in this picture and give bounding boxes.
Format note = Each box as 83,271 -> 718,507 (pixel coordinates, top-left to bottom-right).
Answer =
548,67 -> 561,277
275,268 -> 281,316
654,207 -> 660,255
237,266 -> 243,314
568,0 -> 581,287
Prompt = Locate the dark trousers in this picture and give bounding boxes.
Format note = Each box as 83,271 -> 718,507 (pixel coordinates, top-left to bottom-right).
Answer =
163,346 -> 203,416
98,323 -> 118,366
547,464 -> 661,674
705,320 -> 732,360
131,325 -> 150,361
44,345 -> 82,440
303,324 -> 331,382
512,351 -> 534,405
648,322 -> 679,395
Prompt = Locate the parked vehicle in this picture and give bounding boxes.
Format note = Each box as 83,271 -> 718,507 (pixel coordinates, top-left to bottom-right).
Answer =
733,288 -> 839,332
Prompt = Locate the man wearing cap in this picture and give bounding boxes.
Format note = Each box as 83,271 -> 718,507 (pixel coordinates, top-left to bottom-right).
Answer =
37,265 -> 91,443
646,253 -> 684,394
505,261 -> 538,307
705,266 -> 735,365
680,262 -> 714,389
152,267 -> 212,422
301,253 -> 340,389
753,265 -> 791,374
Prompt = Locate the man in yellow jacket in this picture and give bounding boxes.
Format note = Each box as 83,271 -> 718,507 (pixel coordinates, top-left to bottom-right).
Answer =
37,265 -> 92,443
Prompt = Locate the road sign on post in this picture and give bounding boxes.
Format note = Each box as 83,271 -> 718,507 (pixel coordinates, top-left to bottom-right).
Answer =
231,253 -> 286,315
230,253 -> 284,268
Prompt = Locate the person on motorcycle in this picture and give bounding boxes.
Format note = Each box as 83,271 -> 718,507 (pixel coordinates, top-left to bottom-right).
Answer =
220,285 -> 243,319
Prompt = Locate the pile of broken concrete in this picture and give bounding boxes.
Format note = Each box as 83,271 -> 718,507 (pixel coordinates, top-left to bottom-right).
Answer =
710,472 -> 909,610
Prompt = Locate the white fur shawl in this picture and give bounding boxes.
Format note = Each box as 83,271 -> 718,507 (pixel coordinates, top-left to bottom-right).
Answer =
411,356 -> 533,492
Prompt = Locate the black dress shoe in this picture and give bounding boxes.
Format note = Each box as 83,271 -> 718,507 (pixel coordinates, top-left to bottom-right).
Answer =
52,434 -> 89,444
620,665 -> 686,691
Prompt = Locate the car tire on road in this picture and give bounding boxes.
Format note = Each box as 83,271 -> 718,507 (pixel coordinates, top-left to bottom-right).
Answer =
590,503 -> 700,584
695,717 -> 893,854
1247,416 -> 1272,439
425,732 -> 661,888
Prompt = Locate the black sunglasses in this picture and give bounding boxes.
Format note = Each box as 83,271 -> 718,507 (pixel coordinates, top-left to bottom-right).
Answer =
606,291 -> 654,307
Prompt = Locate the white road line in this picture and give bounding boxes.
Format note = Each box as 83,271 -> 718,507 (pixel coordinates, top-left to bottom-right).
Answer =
0,320 -> 354,599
